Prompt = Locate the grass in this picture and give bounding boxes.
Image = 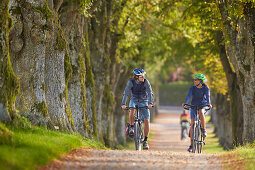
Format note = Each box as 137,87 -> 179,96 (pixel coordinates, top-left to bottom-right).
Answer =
0,123 -> 107,170
203,115 -> 226,154
231,141 -> 255,169
204,116 -> 255,169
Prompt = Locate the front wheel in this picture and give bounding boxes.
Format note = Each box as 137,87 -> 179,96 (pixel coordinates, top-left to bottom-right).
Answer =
134,122 -> 142,151
197,126 -> 203,153
192,124 -> 197,153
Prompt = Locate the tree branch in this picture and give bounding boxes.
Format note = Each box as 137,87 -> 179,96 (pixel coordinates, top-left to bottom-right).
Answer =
54,0 -> 63,12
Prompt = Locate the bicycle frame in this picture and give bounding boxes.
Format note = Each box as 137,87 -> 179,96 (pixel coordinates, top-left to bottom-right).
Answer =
184,104 -> 211,153
126,105 -> 148,151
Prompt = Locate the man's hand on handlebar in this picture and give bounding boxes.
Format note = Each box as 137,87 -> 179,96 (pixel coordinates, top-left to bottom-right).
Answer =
148,104 -> 153,109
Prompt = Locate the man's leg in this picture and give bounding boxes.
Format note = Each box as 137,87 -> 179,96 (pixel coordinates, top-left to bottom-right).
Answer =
143,118 -> 150,149
144,118 -> 150,137
129,109 -> 135,125
128,109 -> 135,136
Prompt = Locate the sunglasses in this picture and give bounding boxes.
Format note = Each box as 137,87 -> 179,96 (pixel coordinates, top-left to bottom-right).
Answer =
139,76 -> 144,78
194,78 -> 199,81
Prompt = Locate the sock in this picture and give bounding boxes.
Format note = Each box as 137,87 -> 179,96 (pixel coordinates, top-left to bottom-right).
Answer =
144,136 -> 148,141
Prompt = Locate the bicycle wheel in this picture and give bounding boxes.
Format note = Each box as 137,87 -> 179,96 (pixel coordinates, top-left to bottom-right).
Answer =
192,124 -> 197,153
134,121 -> 142,151
198,126 -> 203,153
196,124 -> 202,153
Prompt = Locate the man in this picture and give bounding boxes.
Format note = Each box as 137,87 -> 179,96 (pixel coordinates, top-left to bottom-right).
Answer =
121,68 -> 153,150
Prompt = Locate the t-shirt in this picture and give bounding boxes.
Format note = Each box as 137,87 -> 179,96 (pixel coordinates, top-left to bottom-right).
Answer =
184,85 -> 210,106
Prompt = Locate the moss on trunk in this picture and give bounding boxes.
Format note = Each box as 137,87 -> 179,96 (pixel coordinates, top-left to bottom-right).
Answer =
79,51 -> 91,135
0,0 -> 20,122
85,27 -> 98,137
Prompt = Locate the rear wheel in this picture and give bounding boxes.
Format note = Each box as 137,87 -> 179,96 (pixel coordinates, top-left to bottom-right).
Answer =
134,122 -> 141,151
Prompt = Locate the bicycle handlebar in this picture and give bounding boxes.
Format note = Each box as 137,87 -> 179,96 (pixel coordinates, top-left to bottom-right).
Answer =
183,104 -> 211,110
122,105 -> 154,110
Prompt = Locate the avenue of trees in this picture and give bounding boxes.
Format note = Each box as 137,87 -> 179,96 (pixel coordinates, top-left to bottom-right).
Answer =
0,0 -> 254,148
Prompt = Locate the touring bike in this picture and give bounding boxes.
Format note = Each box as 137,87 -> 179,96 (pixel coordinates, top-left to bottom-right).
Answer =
125,105 -> 151,151
183,104 -> 211,153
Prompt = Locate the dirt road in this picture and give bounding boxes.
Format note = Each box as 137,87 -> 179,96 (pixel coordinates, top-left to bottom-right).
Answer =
41,107 -> 223,170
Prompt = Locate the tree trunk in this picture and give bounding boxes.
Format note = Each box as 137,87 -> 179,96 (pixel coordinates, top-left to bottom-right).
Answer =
218,1 -> 255,143
216,31 -> 243,146
44,0 -> 75,132
0,0 -> 20,123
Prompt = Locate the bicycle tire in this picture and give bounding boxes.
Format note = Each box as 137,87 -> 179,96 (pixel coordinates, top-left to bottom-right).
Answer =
192,123 -> 197,153
198,127 -> 203,153
196,123 -> 202,153
134,122 -> 142,151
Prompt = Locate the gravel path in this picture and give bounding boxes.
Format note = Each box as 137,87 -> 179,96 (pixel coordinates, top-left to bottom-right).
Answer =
41,107 -> 223,170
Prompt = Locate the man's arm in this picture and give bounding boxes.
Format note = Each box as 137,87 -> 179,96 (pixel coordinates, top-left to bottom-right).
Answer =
121,80 -> 133,105
145,79 -> 153,105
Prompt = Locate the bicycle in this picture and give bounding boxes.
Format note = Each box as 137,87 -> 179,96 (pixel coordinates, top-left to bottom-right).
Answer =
125,105 -> 151,151
183,104 -> 211,153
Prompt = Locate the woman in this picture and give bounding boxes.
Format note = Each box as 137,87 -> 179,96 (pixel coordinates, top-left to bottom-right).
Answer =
182,73 -> 212,152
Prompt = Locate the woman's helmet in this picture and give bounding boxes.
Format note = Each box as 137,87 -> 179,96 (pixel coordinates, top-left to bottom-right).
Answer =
193,73 -> 207,83
133,68 -> 146,76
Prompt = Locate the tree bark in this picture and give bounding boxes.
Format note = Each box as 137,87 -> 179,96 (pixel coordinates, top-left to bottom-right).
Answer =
0,0 -> 20,123
218,0 -> 255,143
216,31 -> 243,146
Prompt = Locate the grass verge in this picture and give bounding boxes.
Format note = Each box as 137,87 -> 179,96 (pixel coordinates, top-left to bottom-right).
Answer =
0,123 -> 107,170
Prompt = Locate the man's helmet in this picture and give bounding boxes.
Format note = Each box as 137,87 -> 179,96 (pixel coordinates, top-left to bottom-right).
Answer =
193,73 -> 207,83
133,68 -> 146,76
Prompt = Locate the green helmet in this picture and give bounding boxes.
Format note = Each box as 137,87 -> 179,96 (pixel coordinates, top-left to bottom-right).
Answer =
193,73 -> 207,83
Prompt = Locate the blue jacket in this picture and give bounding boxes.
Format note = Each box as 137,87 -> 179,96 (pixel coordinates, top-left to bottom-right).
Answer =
122,79 -> 153,105
185,85 -> 210,106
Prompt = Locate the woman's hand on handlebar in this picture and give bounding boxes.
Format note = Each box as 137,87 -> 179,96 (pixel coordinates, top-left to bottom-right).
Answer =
208,104 -> 212,109
148,104 -> 153,109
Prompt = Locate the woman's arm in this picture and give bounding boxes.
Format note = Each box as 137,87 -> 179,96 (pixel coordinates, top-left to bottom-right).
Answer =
205,86 -> 211,105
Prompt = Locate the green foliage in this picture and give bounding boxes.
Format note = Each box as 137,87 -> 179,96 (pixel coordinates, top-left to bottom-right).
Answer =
0,125 -> 107,170
159,81 -> 192,106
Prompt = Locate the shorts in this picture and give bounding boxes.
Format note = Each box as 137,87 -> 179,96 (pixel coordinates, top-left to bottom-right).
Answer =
129,98 -> 150,120
190,108 -> 205,119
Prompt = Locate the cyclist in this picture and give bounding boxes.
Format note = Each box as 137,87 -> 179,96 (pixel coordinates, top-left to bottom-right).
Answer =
182,73 -> 212,152
121,68 -> 153,150
180,110 -> 190,140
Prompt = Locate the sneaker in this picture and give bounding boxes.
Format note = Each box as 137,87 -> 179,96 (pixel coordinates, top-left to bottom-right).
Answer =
143,141 -> 149,150
187,145 -> 192,152
129,126 -> 134,137
202,129 -> 207,137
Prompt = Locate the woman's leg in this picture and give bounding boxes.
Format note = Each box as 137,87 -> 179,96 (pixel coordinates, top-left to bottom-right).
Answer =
198,109 -> 205,129
190,119 -> 195,144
